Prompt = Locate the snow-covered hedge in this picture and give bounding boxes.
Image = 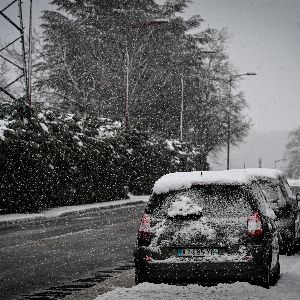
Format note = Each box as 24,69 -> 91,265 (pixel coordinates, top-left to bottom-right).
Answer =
0,102 -> 207,213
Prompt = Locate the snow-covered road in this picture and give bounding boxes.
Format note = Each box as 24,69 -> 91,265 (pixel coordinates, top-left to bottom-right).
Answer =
95,254 -> 300,300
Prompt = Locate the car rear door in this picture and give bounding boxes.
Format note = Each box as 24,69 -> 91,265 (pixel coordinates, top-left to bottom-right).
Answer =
147,185 -> 256,261
250,182 -> 279,268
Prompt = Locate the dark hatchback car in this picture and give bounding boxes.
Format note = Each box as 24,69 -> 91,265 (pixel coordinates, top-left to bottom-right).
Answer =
288,179 -> 300,196
134,171 -> 280,288
242,169 -> 299,254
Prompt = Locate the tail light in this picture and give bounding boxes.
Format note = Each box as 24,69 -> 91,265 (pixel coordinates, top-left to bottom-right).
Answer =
138,213 -> 151,238
247,212 -> 263,237
138,213 -> 151,245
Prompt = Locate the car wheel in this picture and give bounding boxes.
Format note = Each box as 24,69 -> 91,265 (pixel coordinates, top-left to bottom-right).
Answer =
295,239 -> 300,252
286,236 -> 295,256
135,266 -> 146,285
270,259 -> 280,286
260,263 -> 271,289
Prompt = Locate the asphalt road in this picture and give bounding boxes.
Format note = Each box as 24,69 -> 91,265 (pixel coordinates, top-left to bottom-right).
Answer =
0,203 -> 146,300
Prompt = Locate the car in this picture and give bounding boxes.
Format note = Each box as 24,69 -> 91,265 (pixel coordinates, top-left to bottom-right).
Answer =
241,169 -> 299,254
287,179 -> 300,248
288,179 -> 300,195
134,170 -> 280,288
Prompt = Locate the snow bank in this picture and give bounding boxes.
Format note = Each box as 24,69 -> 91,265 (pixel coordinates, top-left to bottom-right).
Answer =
95,280 -> 300,300
95,254 -> 300,300
152,169 -> 284,195
0,195 -> 149,223
0,213 -> 43,222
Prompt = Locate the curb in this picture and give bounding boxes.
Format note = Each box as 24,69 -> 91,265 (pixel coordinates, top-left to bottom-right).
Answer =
53,200 -> 146,217
0,200 -> 146,227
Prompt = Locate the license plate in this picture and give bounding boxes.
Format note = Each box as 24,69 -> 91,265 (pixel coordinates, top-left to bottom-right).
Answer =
178,248 -> 219,257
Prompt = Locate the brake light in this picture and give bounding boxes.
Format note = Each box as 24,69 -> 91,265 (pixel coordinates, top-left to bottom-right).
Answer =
138,213 -> 151,240
247,212 -> 263,237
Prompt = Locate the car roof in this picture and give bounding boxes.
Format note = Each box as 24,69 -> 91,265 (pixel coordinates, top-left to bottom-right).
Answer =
152,168 -> 286,195
233,168 -> 283,180
287,179 -> 300,187
152,169 -> 259,195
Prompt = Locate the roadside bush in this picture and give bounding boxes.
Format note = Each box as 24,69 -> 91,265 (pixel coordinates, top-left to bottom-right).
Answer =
0,102 -> 208,213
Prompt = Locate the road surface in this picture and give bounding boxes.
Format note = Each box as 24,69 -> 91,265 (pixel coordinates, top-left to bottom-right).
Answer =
0,203 -> 146,300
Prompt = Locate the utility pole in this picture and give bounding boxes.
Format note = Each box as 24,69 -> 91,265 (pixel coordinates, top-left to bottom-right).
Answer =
226,72 -> 256,170
125,19 -> 169,128
0,0 -> 32,105
226,78 -> 232,170
28,0 -> 33,106
125,47 -> 129,129
124,19 -> 168,129
180,76 -> 184,142
18,0 -> 29,102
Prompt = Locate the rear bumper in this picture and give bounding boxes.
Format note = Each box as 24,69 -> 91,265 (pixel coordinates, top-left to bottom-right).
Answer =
141,261 -> 259,283
134,245 -> 267,283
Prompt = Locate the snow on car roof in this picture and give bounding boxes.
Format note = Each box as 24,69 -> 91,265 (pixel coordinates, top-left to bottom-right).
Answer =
235,168 -> 283,179
152,168 -> 284,195
152,170 -> 252,194
287,179 -> 300,187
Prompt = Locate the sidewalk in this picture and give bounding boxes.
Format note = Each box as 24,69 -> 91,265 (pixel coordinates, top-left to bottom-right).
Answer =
0,195 -> 149,226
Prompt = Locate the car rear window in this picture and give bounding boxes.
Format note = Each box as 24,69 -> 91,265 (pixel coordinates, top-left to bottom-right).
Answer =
291,186 -> 300,194
148,185 -> 253,219
257,179 -> 286,207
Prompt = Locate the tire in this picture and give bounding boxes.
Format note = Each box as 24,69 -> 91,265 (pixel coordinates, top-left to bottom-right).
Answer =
259,263 -> 271,289
270,260 -> 280,286
286,233 -> 296,256
295,239 -> 300,252
135,266 -> 146,285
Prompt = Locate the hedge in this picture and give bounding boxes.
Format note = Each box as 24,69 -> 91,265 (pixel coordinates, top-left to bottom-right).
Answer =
0,102 -> 208,213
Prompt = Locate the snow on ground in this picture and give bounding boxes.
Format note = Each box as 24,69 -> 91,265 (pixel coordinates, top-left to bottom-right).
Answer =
0,195 -> 149,223
95,254 -> 300,300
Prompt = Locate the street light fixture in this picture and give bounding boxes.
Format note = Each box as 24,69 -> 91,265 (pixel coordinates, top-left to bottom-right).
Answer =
227,72 -> 257,170
274,158 -> 286,169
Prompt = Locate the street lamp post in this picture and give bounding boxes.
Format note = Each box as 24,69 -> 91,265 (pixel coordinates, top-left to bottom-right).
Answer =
227,72 -> 256,170
179,51 -> 215,141
125,47 -> 130,128
124,19 -> 169,129
180,76 -> 184,141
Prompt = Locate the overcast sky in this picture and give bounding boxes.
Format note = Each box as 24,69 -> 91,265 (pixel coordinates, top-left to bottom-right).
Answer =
184,0 -> 300,133
1,0 -> 299,133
